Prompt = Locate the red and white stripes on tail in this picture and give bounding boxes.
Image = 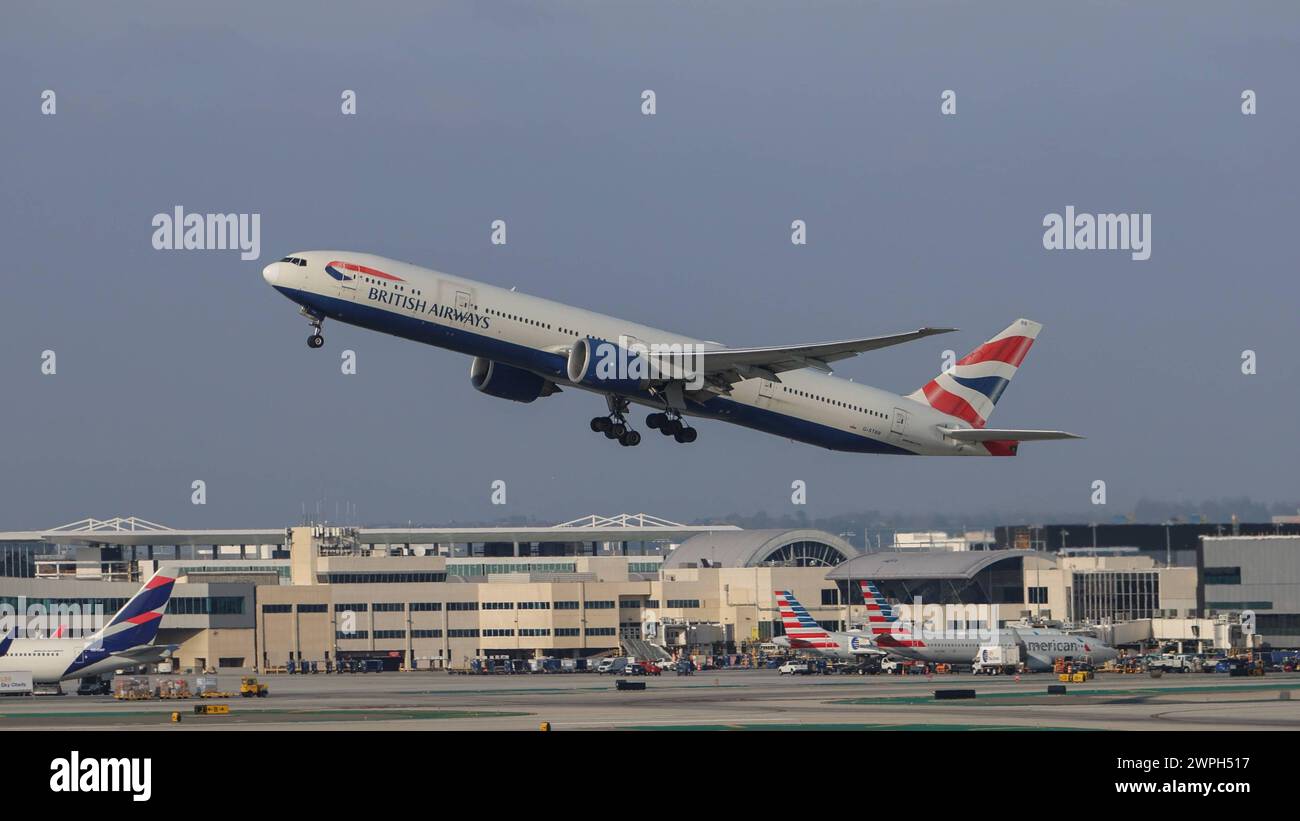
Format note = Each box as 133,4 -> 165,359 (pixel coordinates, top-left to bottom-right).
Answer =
907,318 -> 1041,429
773,590 -> 840,650
857,580 -> 923,648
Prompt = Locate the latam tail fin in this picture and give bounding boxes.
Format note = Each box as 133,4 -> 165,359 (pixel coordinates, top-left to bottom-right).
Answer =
774,590 -> 832,641
0,627 -> 13,657
908,318 -> 1041,428
90,567 -> 176,653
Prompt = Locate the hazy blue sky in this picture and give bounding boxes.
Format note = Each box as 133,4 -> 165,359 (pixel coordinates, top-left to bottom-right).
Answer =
1,2 -> 1297,529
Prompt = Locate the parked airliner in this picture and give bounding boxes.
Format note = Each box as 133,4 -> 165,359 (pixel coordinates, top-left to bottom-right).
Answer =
771,590 -> 882,660
263,252 -> 1081,453
0,568 -> 177,683
857,580 -> 1117,672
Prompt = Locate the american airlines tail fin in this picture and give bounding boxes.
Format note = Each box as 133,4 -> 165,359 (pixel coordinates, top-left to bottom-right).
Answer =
907,318 -> 1041,428
858,580 -> 901,636
90,568 -> 176,652
773,590 -> 834,646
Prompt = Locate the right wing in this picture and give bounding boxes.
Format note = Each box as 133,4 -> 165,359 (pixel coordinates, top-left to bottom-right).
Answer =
693,327 -> 957,387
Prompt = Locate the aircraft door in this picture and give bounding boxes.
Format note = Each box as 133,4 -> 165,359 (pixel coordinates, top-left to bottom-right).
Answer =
333,261 -> 357,301
891,407 -> 908,436
756,380 -> 775,409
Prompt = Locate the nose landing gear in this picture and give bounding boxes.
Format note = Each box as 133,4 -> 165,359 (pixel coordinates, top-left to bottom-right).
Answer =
301,307 -> 325,349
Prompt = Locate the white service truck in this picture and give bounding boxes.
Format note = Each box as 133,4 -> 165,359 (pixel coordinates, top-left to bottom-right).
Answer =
0,671 -> 35,696
973,645 -> 1022,675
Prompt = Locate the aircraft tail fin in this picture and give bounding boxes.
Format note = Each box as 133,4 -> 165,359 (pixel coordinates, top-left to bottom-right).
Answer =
858,580 -> 901,636
0,627 -> 13,657
907,318 -> 1042,428
773,590 -> 832,642
90,568 -> 176,652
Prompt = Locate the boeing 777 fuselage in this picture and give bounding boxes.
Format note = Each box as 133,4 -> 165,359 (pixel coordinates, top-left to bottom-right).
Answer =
263,252 -> 1080,453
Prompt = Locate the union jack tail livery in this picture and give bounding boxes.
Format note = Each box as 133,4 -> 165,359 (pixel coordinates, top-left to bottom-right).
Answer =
908,318 -> 1040,430
90,568 -> 176,653
774,590 -> 838,650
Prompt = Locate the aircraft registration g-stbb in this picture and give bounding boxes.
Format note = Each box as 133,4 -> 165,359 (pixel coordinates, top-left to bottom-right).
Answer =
262,252 -> 1081,454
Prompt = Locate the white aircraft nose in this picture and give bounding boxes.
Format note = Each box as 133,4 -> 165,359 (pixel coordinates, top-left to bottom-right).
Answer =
262,262 -> 279,285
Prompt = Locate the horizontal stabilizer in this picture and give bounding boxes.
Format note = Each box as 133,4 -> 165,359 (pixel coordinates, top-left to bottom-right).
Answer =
942,428 -> 1083,442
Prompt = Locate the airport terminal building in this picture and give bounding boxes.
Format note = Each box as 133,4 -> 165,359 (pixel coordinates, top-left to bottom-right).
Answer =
1,515 -> 1295,673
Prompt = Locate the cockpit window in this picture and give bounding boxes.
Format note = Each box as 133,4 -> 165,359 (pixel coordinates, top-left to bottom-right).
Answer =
279,256 -> 307,266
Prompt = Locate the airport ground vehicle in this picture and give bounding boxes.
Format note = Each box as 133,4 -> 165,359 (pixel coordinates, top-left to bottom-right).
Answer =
0,671 -> 35,696
779,661 -> 813,675
239,676 -> 269,697
973,645 -> 1022,675
597,657 -> 629,675
675,661 -> 694,676
77,676 -> 111,696
1147,654 -> 1199,673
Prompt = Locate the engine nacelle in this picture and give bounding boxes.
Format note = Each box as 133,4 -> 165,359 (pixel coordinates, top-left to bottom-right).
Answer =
565,337 -> 650,393
470,357 -> 553,403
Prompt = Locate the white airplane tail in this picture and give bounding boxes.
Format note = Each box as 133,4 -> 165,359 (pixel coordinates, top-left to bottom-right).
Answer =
907,318 -> 1041,428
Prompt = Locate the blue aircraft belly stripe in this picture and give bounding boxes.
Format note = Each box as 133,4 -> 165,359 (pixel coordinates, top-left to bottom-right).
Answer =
277,286 -> 916,455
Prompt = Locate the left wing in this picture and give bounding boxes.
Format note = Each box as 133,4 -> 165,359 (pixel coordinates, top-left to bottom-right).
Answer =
942,428 -> 1083,442
695,327 -> 957,386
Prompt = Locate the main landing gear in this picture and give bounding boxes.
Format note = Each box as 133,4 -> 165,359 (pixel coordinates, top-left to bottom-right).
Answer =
646,411 -> 698,443
301,307 -> 325,349
590,396 -> 641,447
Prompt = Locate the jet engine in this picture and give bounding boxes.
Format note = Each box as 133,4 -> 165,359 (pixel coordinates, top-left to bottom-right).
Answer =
469,357 -> 556,403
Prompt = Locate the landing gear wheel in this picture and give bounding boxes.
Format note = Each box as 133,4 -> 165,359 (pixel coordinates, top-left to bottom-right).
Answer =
619,430 -> 641,447
610,422 -> 627,438
674,428 -> 690,443
682,427 -> 698,443
603,428 -> 619,439
308,334 -> 324,349
590,417 -> 608,433
646,413 -> 665,430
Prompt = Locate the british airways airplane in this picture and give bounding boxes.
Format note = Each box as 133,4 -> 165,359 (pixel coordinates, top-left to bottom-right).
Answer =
262,252 -> 1080,453
0,568 -> 177,684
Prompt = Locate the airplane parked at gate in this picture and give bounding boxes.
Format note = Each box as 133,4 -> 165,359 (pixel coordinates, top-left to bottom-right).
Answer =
856,580 -> 1117,671
263,252 -> 1082,453
771,590 -> 882,661
0,568 -> 178,683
